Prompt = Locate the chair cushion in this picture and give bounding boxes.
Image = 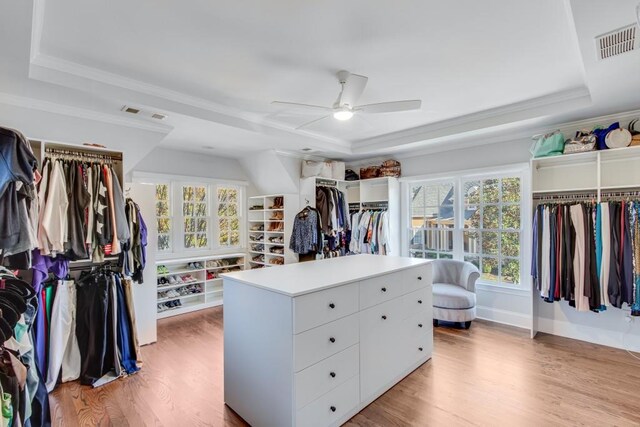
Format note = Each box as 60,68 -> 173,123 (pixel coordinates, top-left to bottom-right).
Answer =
432,283 -> 476,310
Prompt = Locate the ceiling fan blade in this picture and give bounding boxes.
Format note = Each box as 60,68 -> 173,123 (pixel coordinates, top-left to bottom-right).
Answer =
271,101 -> 333,114
355,100 -> 422,114
339,73 -> 368,108
295,115 -> 331,130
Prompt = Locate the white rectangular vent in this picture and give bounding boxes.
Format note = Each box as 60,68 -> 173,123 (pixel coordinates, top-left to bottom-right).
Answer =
596,24 -> 637,60
121,105 -> 140,114
151,113 -> 167,120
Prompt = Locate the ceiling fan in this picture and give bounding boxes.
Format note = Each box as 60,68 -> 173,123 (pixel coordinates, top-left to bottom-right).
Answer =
271,70 -> 422,129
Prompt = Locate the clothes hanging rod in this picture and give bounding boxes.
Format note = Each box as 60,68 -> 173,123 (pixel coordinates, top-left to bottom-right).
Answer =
45,147 -> 122,161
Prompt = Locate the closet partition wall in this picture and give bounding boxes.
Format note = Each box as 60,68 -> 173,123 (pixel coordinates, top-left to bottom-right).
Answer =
530,146 -> 640,346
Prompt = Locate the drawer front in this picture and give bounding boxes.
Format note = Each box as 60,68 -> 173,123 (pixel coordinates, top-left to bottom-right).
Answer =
403,264 -> 431,294
295,344 -> 359,410
294,313 -> 359,372
359,298 -> 406,401
403,311 -> 432,343
296,375 -> 359,427
402,287 -> 432,320
359,272 -> 404,309
294,282 -> 359,334
404,323 -> 433,367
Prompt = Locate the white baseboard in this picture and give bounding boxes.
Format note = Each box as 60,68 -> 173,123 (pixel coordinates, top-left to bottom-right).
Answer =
476,305 -> 530,330
536,316 -> 640,353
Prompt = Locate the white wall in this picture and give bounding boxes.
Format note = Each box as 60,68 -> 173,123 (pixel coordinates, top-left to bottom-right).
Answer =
133,147 -> 249,181
239,150 -> 301,195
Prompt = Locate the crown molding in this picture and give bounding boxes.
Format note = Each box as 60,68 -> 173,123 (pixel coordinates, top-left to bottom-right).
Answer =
0,92 -> 173,134
352,86 -> 592,153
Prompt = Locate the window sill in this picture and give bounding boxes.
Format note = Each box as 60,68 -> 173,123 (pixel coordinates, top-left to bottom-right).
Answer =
475,281 -> 531,295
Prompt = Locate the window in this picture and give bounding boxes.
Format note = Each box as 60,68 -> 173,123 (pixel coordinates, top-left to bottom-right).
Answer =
407,171 -> 525,286
462,177 -> 521,285
155,184 -> 171,252
182,185 -> 209,249
217,185 -> 241,247
409,182 -> 454,259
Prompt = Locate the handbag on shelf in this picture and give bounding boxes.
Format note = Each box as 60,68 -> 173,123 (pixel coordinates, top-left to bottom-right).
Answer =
345,169 -> 359,181
593,122 -> 620,150
379,159 -> 401,177
530,131 -> 565,158
360,165 -> 381,179
302,160 -> 332,178
605,127 -> 632,149
563,130 -> 596,154
628,119 -> 640,146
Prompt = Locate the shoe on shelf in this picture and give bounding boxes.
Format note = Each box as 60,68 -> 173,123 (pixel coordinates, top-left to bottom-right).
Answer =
157,265 -> 168,275
207,272 -> 217,280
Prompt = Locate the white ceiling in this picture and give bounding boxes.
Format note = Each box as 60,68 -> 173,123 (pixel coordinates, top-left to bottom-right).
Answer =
0,0 -> 639,161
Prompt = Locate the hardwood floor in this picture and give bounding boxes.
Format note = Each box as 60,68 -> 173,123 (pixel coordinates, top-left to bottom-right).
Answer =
49,307 -> 640,426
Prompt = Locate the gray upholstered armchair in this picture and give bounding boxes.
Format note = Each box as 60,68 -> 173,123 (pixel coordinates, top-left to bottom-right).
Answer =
432,259 -> 480,329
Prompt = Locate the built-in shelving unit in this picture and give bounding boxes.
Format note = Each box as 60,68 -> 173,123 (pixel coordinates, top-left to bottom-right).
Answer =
155,253 -> 245,318
247,194 -> 298,268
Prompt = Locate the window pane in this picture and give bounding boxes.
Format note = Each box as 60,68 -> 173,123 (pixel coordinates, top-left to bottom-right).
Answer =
183,203 -> 194,216
184,234 -> 195,248
158,234 -> 170,251
219,230 -> 229,246
230,218 -> 239,231
195,203 -> 207,217
482,179 -> 499,203
410,251 -> 424,259
156,201 -> 169,217
183,186 -> 194,201
501,258 -> 520,284
409,229 -> 425,251
219,218 -> 229,230
197,219 -> 208,233
184,218 -> 195,233
465,206 -> 480,229
481,231 -> 499,255
424,229 -> 438,251
481,257 -> 499,282
464,230 -> 480,253
156,184 -> 169,201
227,189 -> 238,203
502,178 -> 521,203
217,188 -> 228,203
482,206 -> 499,229
425,251 -> 438,260
439,253 -> 453,259
227,204 -> 238,217
196,233 -> 208,248
439,230 -> 453,252
218,203 -> 228,217
230,232 -> 240,246
501,232 -> 520,257
464,181 -> 480,205
502,205 -> 520,229
195,187 -> 206,202
464,255 -> 479,270
438,183 -> 454,206
410,186 -> 425,226
157,218 -> 171,234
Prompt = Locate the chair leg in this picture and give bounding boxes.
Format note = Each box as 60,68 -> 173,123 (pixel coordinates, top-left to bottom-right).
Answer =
433,319 -> 439,327
463,321 -> 472,329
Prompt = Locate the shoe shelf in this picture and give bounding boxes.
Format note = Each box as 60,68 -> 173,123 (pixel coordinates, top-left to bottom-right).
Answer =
155,252 -> 245,319
248,194 -> 299,267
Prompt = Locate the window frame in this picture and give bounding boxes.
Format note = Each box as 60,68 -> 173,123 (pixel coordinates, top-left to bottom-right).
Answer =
154,181 -> 173,253
403,165 -> 530,289
175,182 -> 212,251
214,184 -> 243,249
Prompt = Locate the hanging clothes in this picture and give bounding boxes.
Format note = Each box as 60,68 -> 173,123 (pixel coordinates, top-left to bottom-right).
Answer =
532,200 -> 640,314
289,206 -> 322,255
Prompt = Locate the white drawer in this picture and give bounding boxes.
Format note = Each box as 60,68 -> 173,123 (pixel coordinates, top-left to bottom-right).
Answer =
296,375 -> 359,427
404,325 -> 433,367
359,272 -> 404,309
295,344 -> 359,410
359,297 -> 404,336
294,283 -> 359,334
403,264 -> 431,294
294,313 -> 359,372
402,287 -> 431,319
403,310 -> 432,342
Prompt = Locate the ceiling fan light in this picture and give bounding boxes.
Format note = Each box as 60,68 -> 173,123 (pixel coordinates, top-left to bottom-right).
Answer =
333,109 -> 354,121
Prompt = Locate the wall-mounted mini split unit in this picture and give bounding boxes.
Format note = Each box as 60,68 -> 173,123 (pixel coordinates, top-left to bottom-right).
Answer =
595,24 -> 638,60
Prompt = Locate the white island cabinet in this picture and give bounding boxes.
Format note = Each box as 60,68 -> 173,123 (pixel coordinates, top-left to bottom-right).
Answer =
222,254 -> 433,427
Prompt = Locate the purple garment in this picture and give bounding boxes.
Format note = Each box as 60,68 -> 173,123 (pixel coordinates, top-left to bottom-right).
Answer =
34,289 -> 47,377
31,248 -> 69,294
138,209 -> 147,268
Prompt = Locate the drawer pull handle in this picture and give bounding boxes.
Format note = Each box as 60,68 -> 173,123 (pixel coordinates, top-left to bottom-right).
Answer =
329,303 -> 335,309
330,406 -> 337,412
381,287 -> 387,292
418,300 -> 423,304
329,337 -> 336,343
418,276 -> 422,280
419,347 -> 424,352
330,372 -> 336,378
381,315 -> 387,320
418,323 -> 423,328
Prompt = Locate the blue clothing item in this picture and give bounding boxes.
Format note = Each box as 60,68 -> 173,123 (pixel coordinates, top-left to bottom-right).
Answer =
0,127 -> 36,198
114,275 -> 139,375
34,289 -> 47,378
596,204 -> 602,278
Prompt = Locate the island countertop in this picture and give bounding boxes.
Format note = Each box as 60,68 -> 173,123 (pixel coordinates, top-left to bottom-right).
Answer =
221,254 -> 430,297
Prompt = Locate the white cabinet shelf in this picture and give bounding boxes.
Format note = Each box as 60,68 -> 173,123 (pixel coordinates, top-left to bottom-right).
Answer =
155,253 -> 245,318
248,194 -> 298,268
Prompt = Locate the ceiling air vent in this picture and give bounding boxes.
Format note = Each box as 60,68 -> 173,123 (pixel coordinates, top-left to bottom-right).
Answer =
596,24 -> 637,60
121,106 -> 140,114
151,113 -> 167,120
